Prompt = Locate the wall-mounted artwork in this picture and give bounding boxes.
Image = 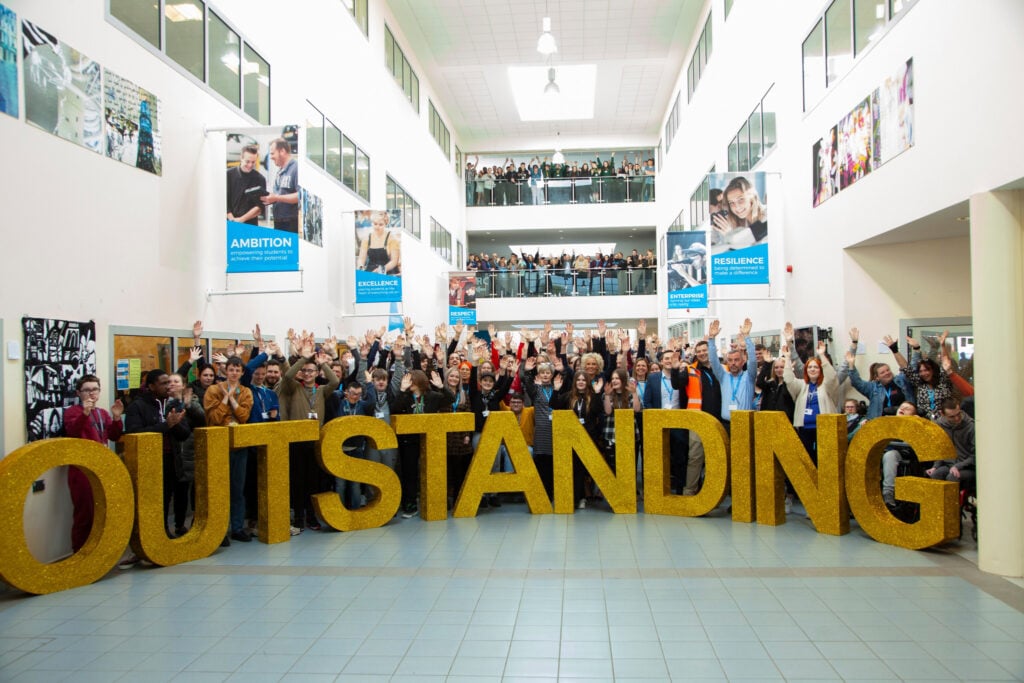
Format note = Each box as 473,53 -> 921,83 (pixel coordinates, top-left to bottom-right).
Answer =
873,58 -> 914,167
23,317 -> 97,442
103,68 -> 161,175
23,19 -> 102,152
0,3 -> 17,118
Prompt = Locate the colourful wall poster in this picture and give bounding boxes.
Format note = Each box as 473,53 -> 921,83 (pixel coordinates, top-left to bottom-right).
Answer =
103,68 -> 161,175
448,272 -> 478,324
811,125 -> 838,208
838,96 -> 873,190
300,188 -> 323,246
873,57 -> 914,167
226,220 -> 299,272
705,172 -> 770,285
0,3 -> 17,118
23,19 -> 102,152
354,209 -> 402,303
115,358 -> 130,391
666,232 -> 707,309
22,317 -> 97,442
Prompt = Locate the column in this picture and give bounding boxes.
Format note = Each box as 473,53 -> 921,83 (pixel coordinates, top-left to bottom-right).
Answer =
970,189 -> 1024,577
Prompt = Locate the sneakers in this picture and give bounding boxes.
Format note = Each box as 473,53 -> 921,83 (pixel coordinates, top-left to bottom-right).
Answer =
479,496 -> 490,509
489,495 -> 502,508
401,502 -> 418,519
289,526 -> 303,536
784,495 -> 793,515
577,499 -> 586,510
883,491 -> 897,507
230,529 -> 253,543
220,534 -> 231,548
173,526 -> 188,538
117,553 -> 140,570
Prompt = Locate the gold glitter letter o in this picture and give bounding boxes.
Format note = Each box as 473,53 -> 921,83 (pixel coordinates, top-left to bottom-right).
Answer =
0,439 -> 134,594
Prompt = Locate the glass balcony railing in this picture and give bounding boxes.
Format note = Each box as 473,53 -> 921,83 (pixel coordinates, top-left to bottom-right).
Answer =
465,176 -> 656,207
473,267 -> 657,298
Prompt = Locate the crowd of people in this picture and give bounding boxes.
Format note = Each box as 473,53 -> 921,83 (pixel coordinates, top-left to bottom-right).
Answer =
63,316 -> 976,564
464,152 -> 656,206
466,248 -> 658,296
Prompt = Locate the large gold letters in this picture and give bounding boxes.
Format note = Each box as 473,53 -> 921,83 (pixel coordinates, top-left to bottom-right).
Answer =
0,439 -> 134,594
231,420 -> 320,543
845,416 -> 959,549
642,409 -> 728,517
315,416 -> 401,530
0,411 -> 969,594
455,411 -> 551,517
123,429 -> 230,565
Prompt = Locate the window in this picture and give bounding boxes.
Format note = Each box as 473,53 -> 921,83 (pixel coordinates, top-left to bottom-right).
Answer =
243,43 -> 270,123
325,120 -> 341,181
304,100 -> 368,199
208,12 -> 239,106
305,103 -> 325,168
664,93 -> 681,153
686,14 -> 713,102
826,0 -> 853,86
111,0 -> 160,48
724,0 -> 735,19
108,0 -> 271,124
385,25 -> 420,113
166,0 -> 205,80
728,86 -> 777,172
428,101 -> 451,160
342,0 -> 368,36
430,218 -> 452,263
457,241 -> 464,269
802,19 -> 825,110
669,208 -> 686,231
455,145 -> 463,177
386,176 -> 420,239
802,0 -> 916,110
356,149 -> 370,202
688,165 -> 715,228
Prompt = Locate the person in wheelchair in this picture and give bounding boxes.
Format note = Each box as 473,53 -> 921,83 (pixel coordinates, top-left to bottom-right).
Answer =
925,397 -> 975,489
880,401 -> 926,507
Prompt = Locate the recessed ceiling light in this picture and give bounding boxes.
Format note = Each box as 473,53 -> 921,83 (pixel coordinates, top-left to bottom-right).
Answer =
508,65 -> 596,121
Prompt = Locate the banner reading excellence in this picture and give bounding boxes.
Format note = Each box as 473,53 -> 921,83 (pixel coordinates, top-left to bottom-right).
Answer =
224,125 -> 300,273
354,209 -> 403,303
706,172 -> 770,285
666,232 -> 707,309
448,272 -> 478,324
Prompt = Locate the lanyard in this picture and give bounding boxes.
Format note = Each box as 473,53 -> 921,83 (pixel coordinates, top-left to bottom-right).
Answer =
413,395 -> 425,414
883,385 -> 893,406
927,388 -> 935,412
540,386 -> 553,404
306,386 -> 318,413
90,410 -> 105,437
729,374 -> 741,404
575,398 -> 585,417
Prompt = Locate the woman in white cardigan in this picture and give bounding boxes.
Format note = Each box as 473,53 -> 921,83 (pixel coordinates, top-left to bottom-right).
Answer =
783,340 -> 841,464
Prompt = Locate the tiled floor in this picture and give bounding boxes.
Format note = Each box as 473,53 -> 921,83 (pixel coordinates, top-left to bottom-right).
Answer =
1,503 -> 1022,682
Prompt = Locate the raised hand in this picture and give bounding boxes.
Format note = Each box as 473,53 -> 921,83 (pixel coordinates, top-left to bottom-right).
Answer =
252,323 -> 262,344
816,340 -> 827,357
324,336 -> 339,359
315,349 -> 331,366
882,334 -> 896,347
430,370 -> 443,388
565,322 -> 574,336
192,320 -> 204,340
637,319 -> 646,336
300,337 -> 315,358
592,377 -> 604,394
845,350 -> 856,367
941,354 -> 954,374
267,340 -> 282,356
404,316 -> 414,334
189,346 -> 203,363
553,356 -> 564,374
454,320 -> 465,337
212,352 -> 229,365
849,327 -> 859,343
708,320 -> 721,338
739,318 -> 753,337
488,323 -> 497,339
553,374 -> 563,391
597,319 -> 607,337
524,356 -> 537,372
400,374 -> 413,392
784,321 -> 794,342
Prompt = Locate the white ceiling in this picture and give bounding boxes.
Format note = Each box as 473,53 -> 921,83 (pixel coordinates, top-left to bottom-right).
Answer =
385,0 -> 705,150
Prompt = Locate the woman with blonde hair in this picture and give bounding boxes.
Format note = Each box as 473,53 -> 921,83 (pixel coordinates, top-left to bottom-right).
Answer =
711,176 -> 768,250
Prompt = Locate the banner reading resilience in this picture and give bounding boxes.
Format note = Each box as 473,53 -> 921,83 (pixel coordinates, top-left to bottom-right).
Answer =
354,210 -> 402,303
448,272 -> 478,324
224,125 -> 301,273
706,172 -> 770,285
666,232 -> 707,309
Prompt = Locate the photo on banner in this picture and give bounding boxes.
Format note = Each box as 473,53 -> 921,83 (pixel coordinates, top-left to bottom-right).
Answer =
300,188 -> 323,246
811,125 -> 838,208
873,57 -> 914,167
705,172 -> 770,285
103,68 -> 161,175
354,209 -> 403,303
448,272 -> 478,325
666,232 -> 707,310
837,96 -> 873,190
0,3 -> 17,118
224,125 -> 300,273
23,19 -> 102,153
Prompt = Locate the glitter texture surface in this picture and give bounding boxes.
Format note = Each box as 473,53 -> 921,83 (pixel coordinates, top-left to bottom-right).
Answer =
643,409 -> 728,517
0,439 -> 134,594
729,411 -> 754,523
394,413 -> 474,521
315,416 -> 400,531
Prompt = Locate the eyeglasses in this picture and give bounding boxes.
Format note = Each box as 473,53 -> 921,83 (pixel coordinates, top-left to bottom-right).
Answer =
80,387 -> 101,393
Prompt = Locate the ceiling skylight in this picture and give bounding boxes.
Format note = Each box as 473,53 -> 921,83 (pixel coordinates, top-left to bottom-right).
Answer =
508,65 -> 596,121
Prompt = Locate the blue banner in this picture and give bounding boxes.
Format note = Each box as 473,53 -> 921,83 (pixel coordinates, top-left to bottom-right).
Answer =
226,220 -> 299,273
710,242 -> 769,284
666,231 -> 708,309
355,269 -> 402,303
448,272 -> 477,324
